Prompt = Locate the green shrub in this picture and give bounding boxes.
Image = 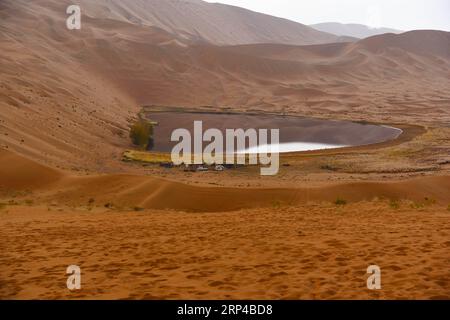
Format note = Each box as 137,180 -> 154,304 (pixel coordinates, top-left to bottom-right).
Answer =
321,164 -> 337,171
389,199 -> 400,210
130,121 -> 153,149
423,197 -> 436,206
272,200 -> 281,209
410,202 -> 424,210
334,198 -> 347,206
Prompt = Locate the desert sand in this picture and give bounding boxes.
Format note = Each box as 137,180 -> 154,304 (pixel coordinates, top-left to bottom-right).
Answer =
0,0 -> 449,300
0,204 -> 449,300
0,150 -> 450,300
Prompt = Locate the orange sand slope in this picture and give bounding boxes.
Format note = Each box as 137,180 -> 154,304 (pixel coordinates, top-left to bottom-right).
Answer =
1,204 -> 449,300
1,150 -> 449,212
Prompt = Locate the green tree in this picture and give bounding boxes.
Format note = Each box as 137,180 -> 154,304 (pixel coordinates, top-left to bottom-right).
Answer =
130,121 -> 153,149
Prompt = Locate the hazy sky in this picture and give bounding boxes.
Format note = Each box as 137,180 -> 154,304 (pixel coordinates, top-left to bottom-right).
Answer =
204,0 -> 450,31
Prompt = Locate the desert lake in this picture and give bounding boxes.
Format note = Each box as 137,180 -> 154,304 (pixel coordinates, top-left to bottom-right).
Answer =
147,112 -> 403,153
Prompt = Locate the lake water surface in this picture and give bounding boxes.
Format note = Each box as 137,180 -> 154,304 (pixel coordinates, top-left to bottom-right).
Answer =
147,112 -> 402,153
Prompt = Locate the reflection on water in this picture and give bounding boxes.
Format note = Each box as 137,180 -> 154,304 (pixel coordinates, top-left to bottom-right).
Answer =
239,142 -> 349,154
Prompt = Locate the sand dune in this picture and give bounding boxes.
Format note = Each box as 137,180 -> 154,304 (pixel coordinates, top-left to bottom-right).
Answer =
1,148 -> 449,299
1,150 -> 449,212
310,22 -> 402,39
75,0 -> 340,46
1,203 -> 449,300
357,30 -> 450,57
1,1 -> 449,170
1,0 -> 339,46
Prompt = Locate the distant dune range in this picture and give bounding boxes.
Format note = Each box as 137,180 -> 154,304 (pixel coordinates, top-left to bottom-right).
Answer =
310,22 -> 402,39
1,150 -> 449,212
74,0 -> 341,45
0,0 -> 449,172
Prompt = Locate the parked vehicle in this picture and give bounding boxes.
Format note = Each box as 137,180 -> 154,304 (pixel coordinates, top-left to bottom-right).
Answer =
215,165 -> 225,171
160,162 -> 174,168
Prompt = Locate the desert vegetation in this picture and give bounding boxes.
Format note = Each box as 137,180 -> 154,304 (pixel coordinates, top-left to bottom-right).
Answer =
129,120 -> 154,150
123,150 -> 171,164
334,197 -> 347,206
